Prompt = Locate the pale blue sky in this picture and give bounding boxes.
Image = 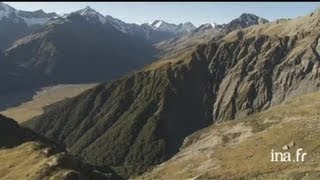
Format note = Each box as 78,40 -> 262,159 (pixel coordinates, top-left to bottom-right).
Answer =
4,2 -> 320,27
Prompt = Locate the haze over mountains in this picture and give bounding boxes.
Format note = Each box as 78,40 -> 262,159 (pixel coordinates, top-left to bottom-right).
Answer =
1,2 -> 320,180
0,3 -> 201,97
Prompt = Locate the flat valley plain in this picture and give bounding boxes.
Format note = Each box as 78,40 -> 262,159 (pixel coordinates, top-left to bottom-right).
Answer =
0,83 -> 98,123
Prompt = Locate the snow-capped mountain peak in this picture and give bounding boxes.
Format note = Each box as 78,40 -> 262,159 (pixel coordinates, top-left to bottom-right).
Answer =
75,6 -> 106,24
191,22 -> 220,34
148,20 -> 160,26
148,20 -> 175,32
0,2 -> 57,26
210,22 -> 218,28
147,20 -> 195,34
105,15 -> 131,33
16,10 -> 58,26
152,20 -> 164,28
0,2 -> 14,11
0,2 -> 15,20
238,13 -> 269,25
78,6 -> 94,15
177,22 -> 196,32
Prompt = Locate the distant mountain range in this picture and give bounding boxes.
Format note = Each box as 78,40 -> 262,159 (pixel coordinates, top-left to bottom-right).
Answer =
1,3 -> 267,95
0,3 -> 196,50
147,20 -> 195,33
156,13 -> 269,58
2,2 -> 270,56
0,2 -> 57,50
0,2 -> 274,110
0,5 -> 156,94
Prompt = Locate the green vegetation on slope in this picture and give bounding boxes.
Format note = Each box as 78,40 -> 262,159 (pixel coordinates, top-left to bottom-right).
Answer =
24,51 -> 215,178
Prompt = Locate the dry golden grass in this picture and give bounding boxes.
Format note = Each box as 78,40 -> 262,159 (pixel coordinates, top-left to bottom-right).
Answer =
143,50 -> 194,72
0,84 -> 97,123
138,91 -> 320,179
0,141 -> 71,180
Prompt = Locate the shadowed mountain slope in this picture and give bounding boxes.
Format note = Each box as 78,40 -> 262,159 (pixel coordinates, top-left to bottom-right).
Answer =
1,11 -> 156,93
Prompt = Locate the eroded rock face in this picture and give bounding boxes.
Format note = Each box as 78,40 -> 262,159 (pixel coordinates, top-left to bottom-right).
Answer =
209,34 -> 320,121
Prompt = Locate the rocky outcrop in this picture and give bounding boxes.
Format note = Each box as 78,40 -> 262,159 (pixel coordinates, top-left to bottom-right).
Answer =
210,34 -> 320,121
209,11 -> 320,120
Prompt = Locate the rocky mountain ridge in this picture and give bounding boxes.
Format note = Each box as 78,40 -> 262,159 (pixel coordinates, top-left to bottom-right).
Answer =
0,2 -> 57,50
0,2 -> 58,26
155,13 -> 269,58
0,3 -> 197,51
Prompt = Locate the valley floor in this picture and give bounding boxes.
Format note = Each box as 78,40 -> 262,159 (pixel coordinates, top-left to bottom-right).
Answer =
0,84 -> 97,123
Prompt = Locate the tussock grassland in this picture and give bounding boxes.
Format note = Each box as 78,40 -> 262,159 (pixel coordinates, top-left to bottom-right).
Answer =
0,142 -> 69,180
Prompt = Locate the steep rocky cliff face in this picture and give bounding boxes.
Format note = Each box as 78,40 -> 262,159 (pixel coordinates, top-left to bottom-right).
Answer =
210,34 -> 320,121
25,11 -> 320,178
210,11 -> 320,120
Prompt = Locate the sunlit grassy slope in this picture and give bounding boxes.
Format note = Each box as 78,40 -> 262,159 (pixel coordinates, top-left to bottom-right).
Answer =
0,142 -> 68,180
0,141 -> 121,180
